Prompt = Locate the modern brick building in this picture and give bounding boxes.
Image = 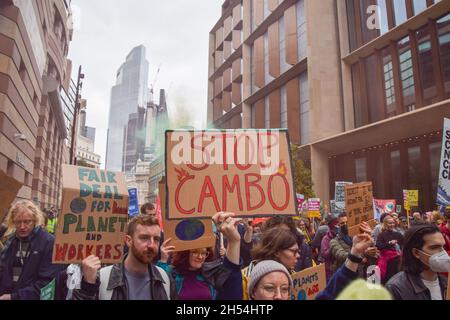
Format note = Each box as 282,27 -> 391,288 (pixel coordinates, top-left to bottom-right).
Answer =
0,0 -> 76,208
208,0 -> 450,212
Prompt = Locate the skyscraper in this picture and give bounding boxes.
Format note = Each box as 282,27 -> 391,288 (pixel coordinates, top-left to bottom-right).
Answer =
106,45 -> 149,172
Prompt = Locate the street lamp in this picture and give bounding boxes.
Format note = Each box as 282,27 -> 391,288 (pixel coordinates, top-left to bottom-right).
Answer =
70,66 -> 84,165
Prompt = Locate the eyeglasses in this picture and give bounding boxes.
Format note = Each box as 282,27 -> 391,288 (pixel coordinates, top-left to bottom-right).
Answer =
191,251 -> 209,258
13,219 -> 35,227
285,248 -> 299,256
260,284 -> 290,297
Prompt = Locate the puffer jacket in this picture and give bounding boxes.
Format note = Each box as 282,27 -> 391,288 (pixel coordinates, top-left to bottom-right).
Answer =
329,234 -> 351,274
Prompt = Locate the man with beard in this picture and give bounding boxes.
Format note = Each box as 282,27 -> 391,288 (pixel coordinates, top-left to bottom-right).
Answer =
71,215 -> 172,300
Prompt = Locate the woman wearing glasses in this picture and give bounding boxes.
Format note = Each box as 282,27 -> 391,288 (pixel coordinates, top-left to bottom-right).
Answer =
157,212 -> 243,300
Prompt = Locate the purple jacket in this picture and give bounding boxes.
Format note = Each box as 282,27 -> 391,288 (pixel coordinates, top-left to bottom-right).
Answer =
320,230 -> 336,281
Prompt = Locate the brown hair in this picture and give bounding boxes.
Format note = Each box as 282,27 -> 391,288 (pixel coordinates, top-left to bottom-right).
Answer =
251,228 -> 297,263
171,247 -> 214,274
140,202 -> 155,214
127,215 -> 160,236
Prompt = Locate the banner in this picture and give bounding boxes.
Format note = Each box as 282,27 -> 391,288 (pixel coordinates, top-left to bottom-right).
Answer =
297,193 -> 305,212
403,190 -> 419,211
40,278 -> 55,300
307,198 -> 321,218
0,170 -> 23,223
291,264 -> 326,300
128,188 -> 139,217
374,199 -> 396,221
165,130 -> 298,219
52,165 -> 129,264
334,182 -> 352,213
345,182 -> 374,237
437,118 -> 450,206
159,179 -> 216,252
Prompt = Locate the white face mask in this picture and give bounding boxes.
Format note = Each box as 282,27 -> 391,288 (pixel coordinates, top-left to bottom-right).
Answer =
420,250 -> 450,273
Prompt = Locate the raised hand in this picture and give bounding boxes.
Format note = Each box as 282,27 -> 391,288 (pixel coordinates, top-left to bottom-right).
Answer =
160,238 -> 175,263
81,255 -> 101,284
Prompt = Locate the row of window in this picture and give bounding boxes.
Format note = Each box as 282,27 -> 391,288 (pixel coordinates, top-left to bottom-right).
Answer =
347,0 -> 443,52
352,13 -> 450,128
251,0 -> 307,93
330,134 -> 442,212
251,71 -> 310,144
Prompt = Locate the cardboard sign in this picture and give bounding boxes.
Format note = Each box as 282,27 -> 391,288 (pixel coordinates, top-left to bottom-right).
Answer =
403,190 -> 418,211
334,182 -> 352,213
165,130 -> 297,219
374,199 -> 396,221
155,196 -> 163,230
345,182 -> 374,232
307,198 -> 321,218
52,165 -> 129,264
128,188 -> 139,217
159,179 -> 216,252
447,273 -> 450,300
291,264 -> 326,300
0,170 -> 23,223
348,219 -> 378,238
40,278 -> 55,300
437,118 -> 450,206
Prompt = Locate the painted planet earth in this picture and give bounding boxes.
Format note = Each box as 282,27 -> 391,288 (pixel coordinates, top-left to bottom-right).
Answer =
70,197 -> 87,214
175,219 -> 205,241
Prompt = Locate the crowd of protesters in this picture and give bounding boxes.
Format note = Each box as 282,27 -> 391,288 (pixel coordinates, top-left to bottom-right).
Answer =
0,199 -> 449,301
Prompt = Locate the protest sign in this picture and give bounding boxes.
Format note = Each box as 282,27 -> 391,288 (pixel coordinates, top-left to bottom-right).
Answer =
0,170 -> 23,223
374,199 -> 396,221
345,182 -> 374,237
334,182 -> 352,212
165,130 -> 297,219
291,264 -> 326,300
155,195 -> 163,230
52,165 -> 129,264
159,178 -> 216,252
128,188 -> 139,217
297,193 -> 305,212
403,190 -> 418,211
40,278 -> 55,300
307,198 -> 321,218
437,118 -> 450,206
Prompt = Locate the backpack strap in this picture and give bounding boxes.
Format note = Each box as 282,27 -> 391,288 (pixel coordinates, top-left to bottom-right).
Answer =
99,265 -> 114,300
155,265 -> 171,300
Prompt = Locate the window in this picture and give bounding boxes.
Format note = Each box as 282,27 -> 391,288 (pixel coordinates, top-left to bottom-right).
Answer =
408,145 -> 421,191
264,96 -> 270,128
391,149 -> 402,201
377,0 -> 389,35
280,86 -> 287,128
279,16 -> 289,73
416,25 -> 437,104
296,0 -> 307,61
393,0 -> 407,26
413,0 -> 427,15
382,47 -> 396,117
355,157 -> 367,182
365,53 -> 384,122
264,32 -> 274,85
299,72 -> 309,145
437,14 -> 450,97
398,36 -> 416,110
351,63 -> 365,128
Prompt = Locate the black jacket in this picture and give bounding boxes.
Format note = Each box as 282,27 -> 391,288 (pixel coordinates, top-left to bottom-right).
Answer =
0,227 -> 63,300
386,271 -> 448,300
72,255 -> 174,300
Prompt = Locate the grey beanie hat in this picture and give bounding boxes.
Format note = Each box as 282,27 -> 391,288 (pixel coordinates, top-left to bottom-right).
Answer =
248,260 -> 293,299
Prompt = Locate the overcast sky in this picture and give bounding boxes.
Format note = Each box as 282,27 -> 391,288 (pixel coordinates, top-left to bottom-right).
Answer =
69,0 -> 223,168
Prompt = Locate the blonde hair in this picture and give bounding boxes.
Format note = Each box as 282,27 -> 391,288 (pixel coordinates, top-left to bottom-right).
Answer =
382,215 -> 395,231
3,200 -> 45,239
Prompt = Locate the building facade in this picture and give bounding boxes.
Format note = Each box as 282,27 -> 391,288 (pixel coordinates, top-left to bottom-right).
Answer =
148,155 -> 164,204
105,45 -> 149,173
76,134 -> 100,168
208,0 -> 450,212
0,0 -> 75,208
